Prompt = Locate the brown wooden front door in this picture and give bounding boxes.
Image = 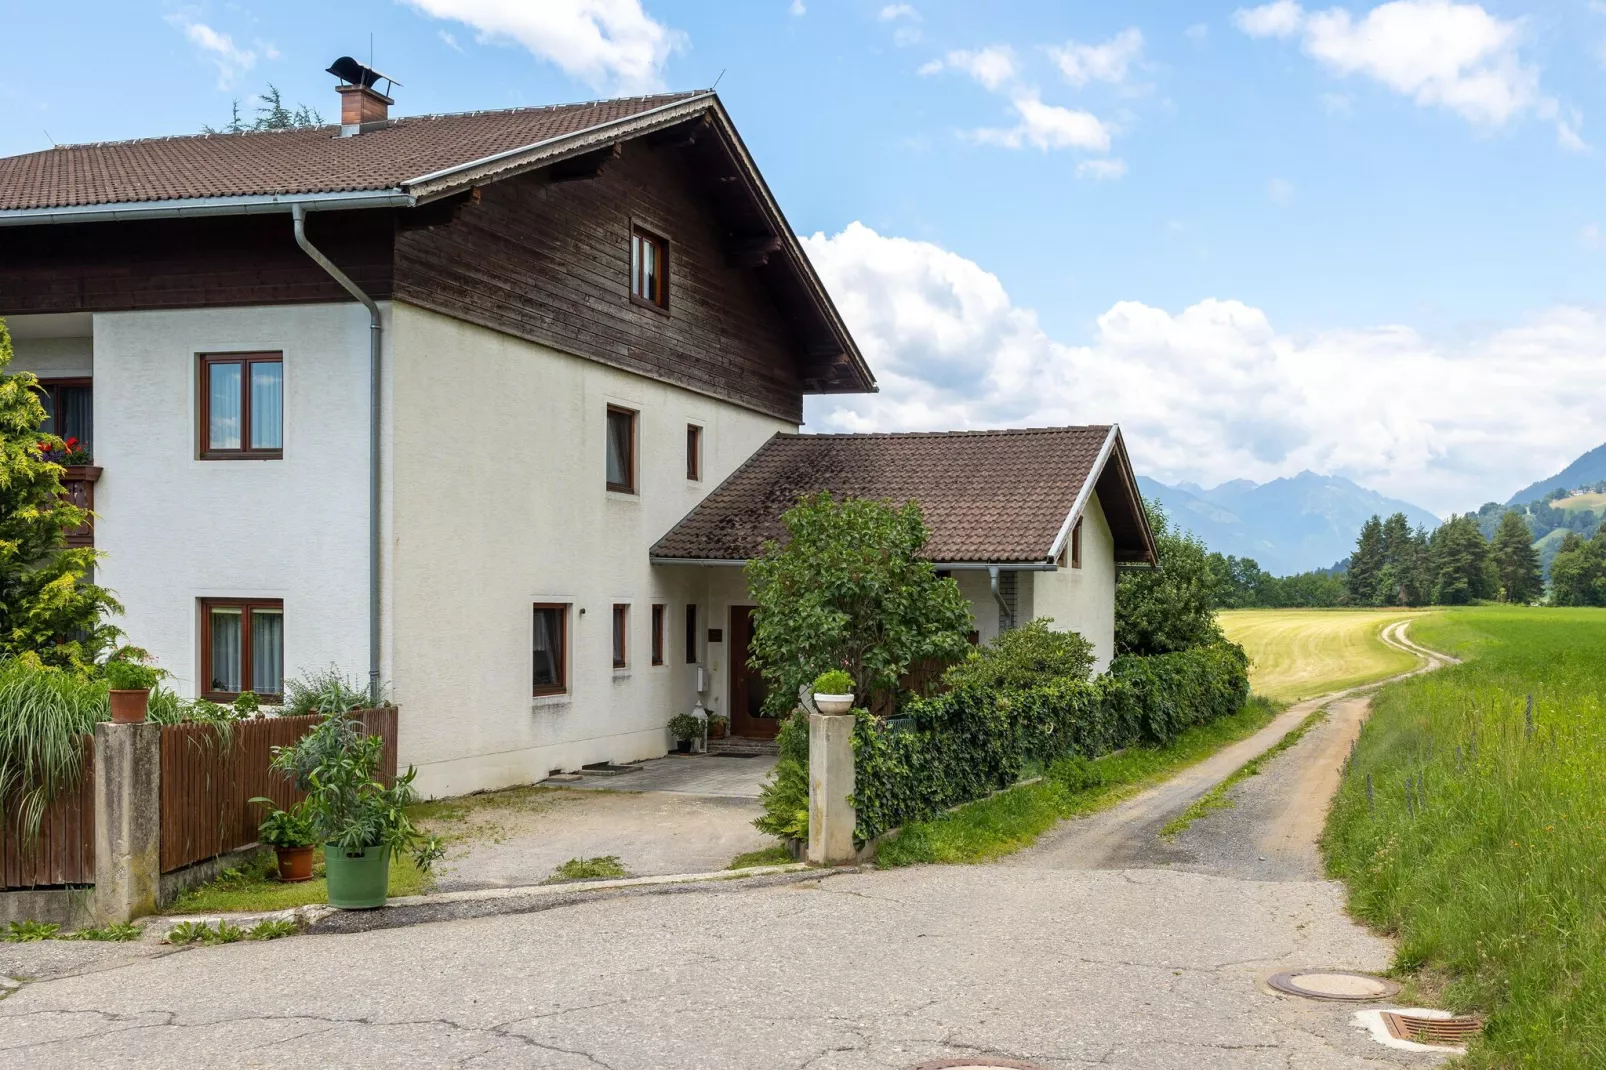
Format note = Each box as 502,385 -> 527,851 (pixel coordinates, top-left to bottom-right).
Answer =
728,605 -> 777,739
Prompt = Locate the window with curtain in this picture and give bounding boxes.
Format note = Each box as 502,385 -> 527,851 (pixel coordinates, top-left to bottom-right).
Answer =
533,604 -> 568,695
630,227 -> 668,310
200,598 -> 284,701
612,604 -> 629,669
606,406 -> 635,493
200,353 -> 283,459
651,605 -> 665,665
36,379 -> 94,452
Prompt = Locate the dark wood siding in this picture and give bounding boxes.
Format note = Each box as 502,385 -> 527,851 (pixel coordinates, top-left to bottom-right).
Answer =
393,149 -> 806,422
0,210 -> 394,316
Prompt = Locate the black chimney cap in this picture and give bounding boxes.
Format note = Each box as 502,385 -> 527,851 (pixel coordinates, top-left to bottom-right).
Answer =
326,56 -> 402,91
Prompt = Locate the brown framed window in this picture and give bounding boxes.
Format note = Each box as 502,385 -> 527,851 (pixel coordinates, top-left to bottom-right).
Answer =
651,605 -> 665,665
606,406 -> 636,493
36,377 -> 93,451
686,424 -> 702,481
199,352 -> 283,459
533,604 -> 568,696
685,604 -> 698,664
630,226 -> 668,310
612,604 -> 629,668
200,598 -> 284,702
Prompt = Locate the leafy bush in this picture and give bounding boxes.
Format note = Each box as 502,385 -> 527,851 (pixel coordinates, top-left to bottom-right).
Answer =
851,642 -> 1249,842
667,714 -> 702,742
103,658 -> 159,691
283,666 -> 377,717
943,619 -> 1094,693
753,710 -> 810,840
269,715 -> 442,869
1115,502 -> 1225,656
250,798 -> 316,848
812,669 -> 853,694
746,492 -> 972,713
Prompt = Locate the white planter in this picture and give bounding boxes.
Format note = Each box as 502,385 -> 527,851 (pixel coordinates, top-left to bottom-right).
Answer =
813,693 -> 855,716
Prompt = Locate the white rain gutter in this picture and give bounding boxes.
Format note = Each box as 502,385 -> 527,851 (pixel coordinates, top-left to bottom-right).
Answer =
1047,425 -> 1120,563
0,189 -> 414,227
291,203 -> 384,704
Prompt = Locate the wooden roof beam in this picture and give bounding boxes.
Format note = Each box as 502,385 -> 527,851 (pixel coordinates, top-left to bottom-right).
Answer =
548,143 -> 622,183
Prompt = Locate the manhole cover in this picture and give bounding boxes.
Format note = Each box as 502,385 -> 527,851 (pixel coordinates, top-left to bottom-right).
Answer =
1383,1011 -> 1483,1047
1268,969 -> 1399,1002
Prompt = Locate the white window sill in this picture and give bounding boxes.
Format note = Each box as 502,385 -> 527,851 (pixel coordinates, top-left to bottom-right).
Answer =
531,694 -> 571,710
606,490 -> 640,504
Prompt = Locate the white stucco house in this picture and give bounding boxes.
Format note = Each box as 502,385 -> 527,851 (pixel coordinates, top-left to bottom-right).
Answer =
0,63 -> 1156,797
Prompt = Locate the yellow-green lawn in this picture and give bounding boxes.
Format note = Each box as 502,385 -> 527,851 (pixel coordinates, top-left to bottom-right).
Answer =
1217,608 -> 1432,703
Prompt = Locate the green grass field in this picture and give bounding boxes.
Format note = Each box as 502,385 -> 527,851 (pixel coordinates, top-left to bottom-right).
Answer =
1550,490 -> 1606,514
1217,608 -> 1428,702
1324,606 -> 1606,1069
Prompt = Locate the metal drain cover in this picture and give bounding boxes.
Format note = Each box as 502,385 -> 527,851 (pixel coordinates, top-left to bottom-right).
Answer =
1268,969 -> 1399,1002
1384,1010 -> 1483,1046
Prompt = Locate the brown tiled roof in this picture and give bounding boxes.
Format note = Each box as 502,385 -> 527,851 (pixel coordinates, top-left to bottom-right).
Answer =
0,93 -> 702,211
652,426 -> 1155,565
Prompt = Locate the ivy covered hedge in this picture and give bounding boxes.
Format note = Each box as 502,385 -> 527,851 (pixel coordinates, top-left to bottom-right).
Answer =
850,642 -> 1249,843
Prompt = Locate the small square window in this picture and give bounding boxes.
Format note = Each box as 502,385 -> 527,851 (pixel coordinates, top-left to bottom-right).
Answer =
533,604 -> 568,695
200,598 -> 284,702
630,227 -> 669,310
606,406 -> 636,494
612,604 -> 629,669
651,605 -> 665,666
686,424 -> 702,481
200,353 -> 282,459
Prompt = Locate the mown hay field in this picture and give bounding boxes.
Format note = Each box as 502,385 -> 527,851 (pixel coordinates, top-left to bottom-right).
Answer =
1217,608 -> 1429,703
1325,606 -> 1606,1069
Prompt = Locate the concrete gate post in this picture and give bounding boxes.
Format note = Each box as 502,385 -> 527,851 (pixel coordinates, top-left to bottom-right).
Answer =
806,712 -> 858,865
93,722 -> 161,924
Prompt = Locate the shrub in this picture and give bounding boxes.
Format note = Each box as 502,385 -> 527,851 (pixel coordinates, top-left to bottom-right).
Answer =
250,798 -> 316,848
283,666 -> 376,717
0,655 -> 106,839
667,713 -> 702,742
753,710 -> 810,840
943,619 -> 1094,693
812,670 -> 853,694
1115,502 -> 1225,656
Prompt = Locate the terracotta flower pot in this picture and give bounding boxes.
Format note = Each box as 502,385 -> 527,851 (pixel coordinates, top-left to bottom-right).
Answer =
108,688 -> 150,724
275,845 -> 315,883
709,720 -> 727,740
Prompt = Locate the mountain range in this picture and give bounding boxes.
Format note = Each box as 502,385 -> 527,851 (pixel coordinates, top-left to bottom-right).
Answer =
1507,442 -> 1606,505
1137,472 -> 1441,576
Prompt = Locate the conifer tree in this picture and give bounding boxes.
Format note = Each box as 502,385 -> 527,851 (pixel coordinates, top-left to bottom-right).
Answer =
1346,515 -> 1385,605
1429,514 -> 1494,605
1490,510 -> 1543,604
0,319 -> 120,669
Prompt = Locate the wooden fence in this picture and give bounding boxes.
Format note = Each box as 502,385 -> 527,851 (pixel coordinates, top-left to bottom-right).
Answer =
0,737 -> 96,889
160,708 -> 397,874
0,709 -> 397,889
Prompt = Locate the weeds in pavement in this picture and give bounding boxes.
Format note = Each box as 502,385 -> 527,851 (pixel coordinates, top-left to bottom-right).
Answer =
245,919 -> 298,940
3,920 -> 60,942
60,923 -> 141,942
727,845 -> 794,869
545,855 -> 627,882
1161,709 -> 1328,838
877,697 -> 1281,866
1325,606 -> 1606,1069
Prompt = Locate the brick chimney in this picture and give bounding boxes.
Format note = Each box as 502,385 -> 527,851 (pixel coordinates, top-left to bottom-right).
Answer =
326,56 -> 401,137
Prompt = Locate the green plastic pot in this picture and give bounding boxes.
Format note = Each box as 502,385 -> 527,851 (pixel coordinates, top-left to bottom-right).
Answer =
323,843 -> 391,909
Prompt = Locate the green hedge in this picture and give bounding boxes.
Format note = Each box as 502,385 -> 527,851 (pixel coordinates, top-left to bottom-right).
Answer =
850,642 -> 1249,843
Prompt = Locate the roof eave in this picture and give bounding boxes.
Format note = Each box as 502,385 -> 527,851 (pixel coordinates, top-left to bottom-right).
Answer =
0,188 -> 413,227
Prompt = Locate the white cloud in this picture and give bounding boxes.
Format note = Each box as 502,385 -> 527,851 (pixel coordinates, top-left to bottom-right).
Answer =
879,3 -> 919,20
439,30 -> 465,51
1267,177 -> 1295,202
801,223 -> 1606,513
973,91 -> 1112,152
1235,0 -> 1573,136
1077,158 -> 1127,180
166,17 -> 258,90
790,0 -> 806,14
403,0 -> 684,92
1185,23 -> 1210,45
919,46 -> 1016,90
1048,28 -> 1144,87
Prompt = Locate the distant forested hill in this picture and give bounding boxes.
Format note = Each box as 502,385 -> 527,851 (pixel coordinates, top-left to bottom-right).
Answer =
1508,442 -> 1606,505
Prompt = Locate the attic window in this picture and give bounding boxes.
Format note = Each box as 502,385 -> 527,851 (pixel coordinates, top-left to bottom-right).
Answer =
630,226 -> 669,311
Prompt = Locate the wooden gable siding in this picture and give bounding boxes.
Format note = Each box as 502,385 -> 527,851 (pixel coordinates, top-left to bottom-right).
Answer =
0,211 -> 395,316
393,149 -> 806,423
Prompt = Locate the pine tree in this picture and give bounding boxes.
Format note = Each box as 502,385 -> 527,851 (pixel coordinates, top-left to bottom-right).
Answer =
0,319 -> 121,669
1490,510 -> 1543,604
1429,514 -> 1493,605
1346,515 -> 1385,605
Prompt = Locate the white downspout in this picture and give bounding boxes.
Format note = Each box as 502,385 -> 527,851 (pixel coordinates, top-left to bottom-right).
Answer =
988,565 -> 1014,633
291,204 -> 383,704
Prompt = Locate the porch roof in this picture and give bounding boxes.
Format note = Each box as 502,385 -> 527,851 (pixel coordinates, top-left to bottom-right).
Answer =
651,425 -> 1156,567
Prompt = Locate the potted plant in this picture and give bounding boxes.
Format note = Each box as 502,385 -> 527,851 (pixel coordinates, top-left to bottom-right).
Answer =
667,713 -> 701,754
104,649 -> 162,724
269,714 -> 443,909
250,799 -> 317,882
812,669 -> 855,715
706,712 -> 729,740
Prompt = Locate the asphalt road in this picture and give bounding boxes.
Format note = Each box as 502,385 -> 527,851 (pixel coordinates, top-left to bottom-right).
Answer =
0,626 -> 1452,1070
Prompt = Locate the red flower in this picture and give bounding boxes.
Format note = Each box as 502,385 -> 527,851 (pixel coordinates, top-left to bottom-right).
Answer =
65,437 -> 78,449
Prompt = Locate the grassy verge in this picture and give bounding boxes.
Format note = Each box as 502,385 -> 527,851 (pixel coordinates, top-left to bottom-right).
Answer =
1324,606 -> 1606,1069
165,847 -> 434,914
1161,709 -> 1327,839
728,845 -> 794,870
875,696 -> 1279,866
1218,608 -> 1429,703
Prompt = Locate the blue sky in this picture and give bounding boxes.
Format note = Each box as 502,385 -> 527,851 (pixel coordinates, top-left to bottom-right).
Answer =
5,1 -> 1606,514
